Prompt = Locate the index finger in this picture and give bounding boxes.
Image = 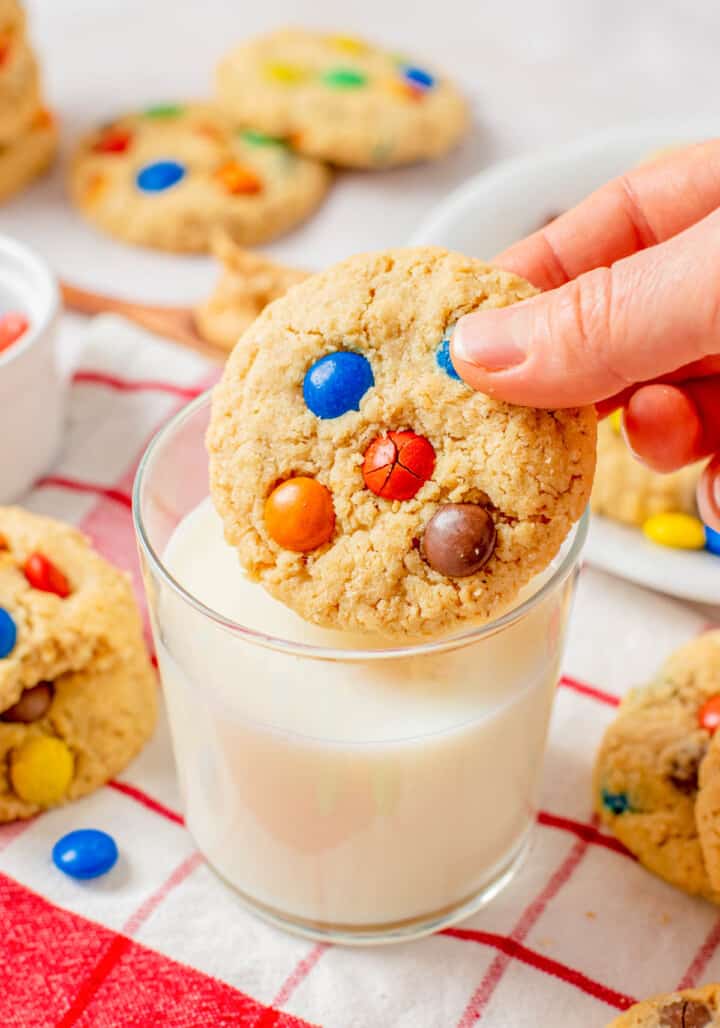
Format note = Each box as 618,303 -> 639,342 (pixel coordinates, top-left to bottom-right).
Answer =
495,139 -> 720,291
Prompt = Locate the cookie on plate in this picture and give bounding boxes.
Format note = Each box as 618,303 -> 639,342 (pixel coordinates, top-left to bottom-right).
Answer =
208,246 -> 597,638
0,508 -> 157,821
195,231 -> 308,351
69,102 -> 331,252
606,985 -> 720,1026
0,106 -> 56,203
595,631 -> 720,901
216,28 -> 469,169
0,39 -> 40,145
591,416 -> 700,527
0,0 -> 24,35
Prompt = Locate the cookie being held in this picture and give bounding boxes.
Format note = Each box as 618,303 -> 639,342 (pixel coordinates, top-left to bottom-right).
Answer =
606,984 -> 720,1026
0,508 -> 157,821
207,247 -> 597,638
595,631 -> 720,902
69,102 -> 331,252
216,28 -> 469,169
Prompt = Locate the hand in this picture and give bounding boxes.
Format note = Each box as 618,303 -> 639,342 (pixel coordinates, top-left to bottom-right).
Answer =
451,141 -> 720,530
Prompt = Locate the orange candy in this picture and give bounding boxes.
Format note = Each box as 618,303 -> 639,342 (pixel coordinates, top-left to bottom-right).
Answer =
24,552 -> 71,598
84,172 -> 107,205
699,695 -> 720,735
215,161 -> 263,195
265,477 -> 335,552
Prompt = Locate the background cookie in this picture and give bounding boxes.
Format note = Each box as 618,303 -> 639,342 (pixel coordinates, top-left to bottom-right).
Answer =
208,246 -> 596,638
0,507 -> 157,821
0,38 -> 40,144
591,416 -> 700,526
0,107 -> 56,203
216,28 -> 469,168
195,230 -> 309,350
606,984 -> 720,1026
69,102 -> 331,252
595,632 -> 720,902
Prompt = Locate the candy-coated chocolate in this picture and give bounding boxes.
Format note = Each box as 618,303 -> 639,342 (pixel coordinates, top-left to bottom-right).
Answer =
642,512 -> 706,550
303,351 -> 374,419
265,477 -> 335,552
52,829 -> 118,879
608,409 -> 623,434
362,430 -> 435,500
1,682 -> 53,723
215,161 -> 263,195
384,78 -> 424,103
699,695 -> 720,735
0,312 -> 29,353
326,34 -> 369,55
32,107 -> 54,130
0,607 -> 17,658
420,503 -> 496,578
144,104 -> 184,118
0,31 -> 11,66
435,335 -> 461,381
705,524 -> 720,556
0,533 -> 7,550
601,788 -> 630,815
240,128 -> 285,147
93,129 -> 132,154
136,160 -> 186,193
322,67 -> 368,89
10,736 -> 74,806
24,552 -> 71,597
84,172 -> 107,205
402,66 -> 435,89
264,62 -> 307,84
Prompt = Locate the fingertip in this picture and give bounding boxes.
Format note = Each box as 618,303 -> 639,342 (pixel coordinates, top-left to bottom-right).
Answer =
624,384 -> 704,472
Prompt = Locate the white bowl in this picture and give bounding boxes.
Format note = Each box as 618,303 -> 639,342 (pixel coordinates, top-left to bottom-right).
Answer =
0,235 -> 62,503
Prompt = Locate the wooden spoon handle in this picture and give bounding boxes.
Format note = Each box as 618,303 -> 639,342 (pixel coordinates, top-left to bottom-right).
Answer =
59,280 -> 226,363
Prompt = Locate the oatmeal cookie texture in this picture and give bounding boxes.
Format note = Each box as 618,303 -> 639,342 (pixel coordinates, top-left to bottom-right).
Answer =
207,247 -> 596,638
69,102 -> 331,252
0,107 -> 56,203
216,28 -> 469,168
595,631 -> 720,902
0,508 -> 157,821
606,984 -> 720,1026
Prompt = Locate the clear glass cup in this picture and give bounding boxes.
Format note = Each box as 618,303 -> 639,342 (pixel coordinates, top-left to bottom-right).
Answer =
134,393 -> 587,945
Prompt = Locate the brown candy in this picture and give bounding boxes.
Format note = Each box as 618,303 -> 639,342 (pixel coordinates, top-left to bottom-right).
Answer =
1,682 -> 54,724
660,1000 -> 713,1028
420,503 -> 496,578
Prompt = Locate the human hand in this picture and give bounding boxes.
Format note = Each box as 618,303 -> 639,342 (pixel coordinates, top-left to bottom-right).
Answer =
451,141 -> 720,529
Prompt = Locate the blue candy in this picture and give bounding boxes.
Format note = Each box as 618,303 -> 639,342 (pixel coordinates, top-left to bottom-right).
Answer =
601,788 -> 630,815
136,160 -> 185,193
436,335 -> 461,381
0,607 -> 17,659
705,524 -> 720,556
303,351 -> 374,419
402,66 -> 435,90
52,829 -> 119,880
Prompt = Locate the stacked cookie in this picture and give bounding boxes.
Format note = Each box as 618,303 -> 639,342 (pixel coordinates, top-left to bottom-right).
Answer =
0,0 -> 56,202
68,29 -> 469,253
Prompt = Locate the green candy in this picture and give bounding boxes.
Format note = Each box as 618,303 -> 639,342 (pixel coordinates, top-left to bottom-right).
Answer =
240,129 -> 286,147
144,104 -> 184,119
321,67 -> 368,89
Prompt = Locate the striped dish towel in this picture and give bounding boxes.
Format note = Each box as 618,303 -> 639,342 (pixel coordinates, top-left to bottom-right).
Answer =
1,314 -> 718,1028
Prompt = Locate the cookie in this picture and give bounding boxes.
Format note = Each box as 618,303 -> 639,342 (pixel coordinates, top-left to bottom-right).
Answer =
0,507 -> 157,821
591,416 -> 701,527
68,102 -> 331,252
207,247 -> 597,638
0,107 -> 56,203
0,0 -> 23,34
0,39 -> 41,144
606,985 -> 720,1027
595,631 -> 720,902
216,29 -> 469,169
195,231 -> 308,351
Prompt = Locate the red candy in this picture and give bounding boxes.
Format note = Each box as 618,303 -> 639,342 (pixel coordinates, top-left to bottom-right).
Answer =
23,553 -> 71,598
699,695 -> 720,735
362,430 -> 435,501
93,129 -> 132,154
0,312 -> 29,354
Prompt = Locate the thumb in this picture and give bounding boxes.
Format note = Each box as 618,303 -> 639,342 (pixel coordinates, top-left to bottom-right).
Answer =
452,210 -> 720,408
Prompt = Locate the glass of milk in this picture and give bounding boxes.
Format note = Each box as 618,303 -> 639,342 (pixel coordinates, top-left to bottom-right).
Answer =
134,393 -> 587,944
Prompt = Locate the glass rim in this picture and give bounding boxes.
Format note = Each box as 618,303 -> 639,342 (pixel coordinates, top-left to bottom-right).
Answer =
133,390 -> 589,662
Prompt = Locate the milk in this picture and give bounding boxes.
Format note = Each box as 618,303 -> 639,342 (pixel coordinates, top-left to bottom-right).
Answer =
153,497 -> 570,936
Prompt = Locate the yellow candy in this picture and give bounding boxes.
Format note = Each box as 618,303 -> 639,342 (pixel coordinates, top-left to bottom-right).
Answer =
642,512 -> 706,550
609,409 -> 623,435
326,34 -> 368,55
264,62 -> 306,85
10,736 -> 74,806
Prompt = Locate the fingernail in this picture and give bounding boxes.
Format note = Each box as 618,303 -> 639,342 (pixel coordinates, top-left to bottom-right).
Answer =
452,313 -> 527,372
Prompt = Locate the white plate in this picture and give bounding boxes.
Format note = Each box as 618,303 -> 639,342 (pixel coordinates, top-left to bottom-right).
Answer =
411,118 -> 720,605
